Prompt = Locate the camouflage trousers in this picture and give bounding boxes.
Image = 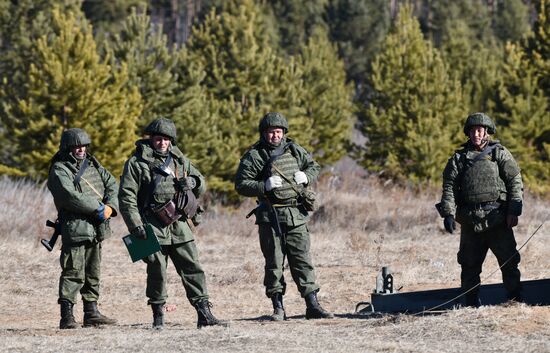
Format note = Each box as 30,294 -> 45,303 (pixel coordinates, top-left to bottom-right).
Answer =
258,222 -> 320,298
143,240 -> 208,306
58,241 -> 101,304
458,222 -> 521,299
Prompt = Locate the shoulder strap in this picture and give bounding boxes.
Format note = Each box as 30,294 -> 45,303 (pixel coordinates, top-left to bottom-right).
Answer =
143,153 -> 173,208
73,158 -> 89,186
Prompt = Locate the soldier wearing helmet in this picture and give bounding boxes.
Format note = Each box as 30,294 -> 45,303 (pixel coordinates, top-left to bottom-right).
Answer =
47,128 -> 118,329
235,112 -> 333,321
118,117 -> 226,329
437,113 -> 523,307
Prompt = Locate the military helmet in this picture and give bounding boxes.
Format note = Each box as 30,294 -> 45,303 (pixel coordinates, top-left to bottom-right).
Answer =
259,112 -> 289,134
144,117 -> 177,140
59,128 -> 91,151
463,112 -> 496,135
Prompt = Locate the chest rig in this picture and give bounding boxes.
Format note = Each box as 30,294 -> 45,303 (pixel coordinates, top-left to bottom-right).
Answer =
268,147 -> 303,203
459,143 -> 503,204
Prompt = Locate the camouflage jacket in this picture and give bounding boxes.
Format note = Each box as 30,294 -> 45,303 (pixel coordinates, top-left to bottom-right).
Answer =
439,140 -> 523,219
118,140 -> 205,245
235,138 -> 320,226
47,152 -> 119,245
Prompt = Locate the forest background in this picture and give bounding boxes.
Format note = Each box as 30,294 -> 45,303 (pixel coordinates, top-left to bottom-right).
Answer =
0,0 -> 549,197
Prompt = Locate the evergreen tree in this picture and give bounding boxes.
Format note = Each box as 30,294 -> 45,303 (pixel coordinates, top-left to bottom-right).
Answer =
325,0 -> 391,88
106,8 -> 180,130
494,0 -> 550,194
267,0 -> 328,54
357,4 -> 467,184
81,0 -> 147,41
4,9 -> 141,178
493,0 -> 531,43
0,0 -> 82,166
298,26 -> 355,164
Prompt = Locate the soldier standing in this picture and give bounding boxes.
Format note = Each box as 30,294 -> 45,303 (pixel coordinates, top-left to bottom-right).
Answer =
47,128 -> 118,329
118,117 -> 225,329
437,113 -> 523,307
235,112 -> 333,321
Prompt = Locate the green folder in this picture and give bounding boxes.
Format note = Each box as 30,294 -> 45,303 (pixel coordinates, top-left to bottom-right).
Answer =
122,224 -> 161,263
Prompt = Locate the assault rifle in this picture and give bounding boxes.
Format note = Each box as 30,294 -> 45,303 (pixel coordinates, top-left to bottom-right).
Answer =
41,219 -> 61,251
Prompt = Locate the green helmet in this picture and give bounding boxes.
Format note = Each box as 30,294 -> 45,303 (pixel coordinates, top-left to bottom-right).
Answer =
259,112 -> 289,134
144,117 -> 177,140
59,128 -> 91,151
463,112 -> 496,135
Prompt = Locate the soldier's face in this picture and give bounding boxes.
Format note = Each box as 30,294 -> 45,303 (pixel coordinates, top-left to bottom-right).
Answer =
469,125 -> 488,149
151,135 -> 171,153
264,127 -> 284,145
71,145 -> 87,159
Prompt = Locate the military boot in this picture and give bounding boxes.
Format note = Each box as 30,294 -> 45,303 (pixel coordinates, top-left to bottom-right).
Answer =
59,300 -> 78,329
305,291 -> 334,320
270,293 -> 286,321
464,291 -> 481,308
151,303 -> 164,330
194,300 -> 228,329
83,300 -> 117,327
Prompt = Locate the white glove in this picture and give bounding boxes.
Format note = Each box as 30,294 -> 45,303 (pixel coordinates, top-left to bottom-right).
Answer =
294,171 -> 308,185
265,176 -> 283,191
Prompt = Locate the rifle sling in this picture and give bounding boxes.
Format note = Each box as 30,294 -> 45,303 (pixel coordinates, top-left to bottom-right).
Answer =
73,158 -> 89,185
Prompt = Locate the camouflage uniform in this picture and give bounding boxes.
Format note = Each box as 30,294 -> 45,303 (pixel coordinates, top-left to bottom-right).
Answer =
438,113 -> 523,306
47,128 -> 118,328
119,118 -> 224,329
235,112 -> 332,320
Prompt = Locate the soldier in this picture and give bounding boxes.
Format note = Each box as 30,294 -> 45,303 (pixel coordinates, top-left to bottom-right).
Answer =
235,112 -> 333,321
47,128 -> 118,329
118,117 -> 225,329
437,113 -> 523,307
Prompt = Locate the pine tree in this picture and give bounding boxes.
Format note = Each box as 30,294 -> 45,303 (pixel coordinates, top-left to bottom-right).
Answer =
493,0 -> 531,43
5,8 -> 142,178
106,8 -> 180,130
325,0 -> 391,88
0,0 -> 82,167
357,4 -> 467,184
297,26 -> 355,164
81,0 -> 147,42
493,0 -> 550,194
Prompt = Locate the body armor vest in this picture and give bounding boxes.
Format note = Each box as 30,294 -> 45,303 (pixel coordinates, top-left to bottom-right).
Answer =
151,157 -> 184,206
460,149 -> 503,204
79,161 -> 105,202
270,150 -> 302,202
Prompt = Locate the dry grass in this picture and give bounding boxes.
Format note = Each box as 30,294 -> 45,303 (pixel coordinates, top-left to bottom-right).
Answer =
0,164 -> 549,353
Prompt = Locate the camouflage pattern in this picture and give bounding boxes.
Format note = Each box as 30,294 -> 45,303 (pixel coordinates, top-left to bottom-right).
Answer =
59,128 -> 91,151
119,140 -> 205,244
270,150 -> 303,202
144,241 -> 208,305
439,126 -> 523,302
118,137 -> 209,306
235,125 -> 322,298
259,112 -> 289,134
463,112 -> 496,135
440,141 -> 523,219
58,241 -> 101,304
144,117 -> 177,141
47,138 -> 118,305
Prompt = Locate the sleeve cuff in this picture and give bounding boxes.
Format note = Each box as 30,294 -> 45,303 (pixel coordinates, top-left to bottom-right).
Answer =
508,200 -> 522,216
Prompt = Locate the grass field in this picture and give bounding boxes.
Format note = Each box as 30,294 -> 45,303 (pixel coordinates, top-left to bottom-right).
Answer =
0,164 -> 548,353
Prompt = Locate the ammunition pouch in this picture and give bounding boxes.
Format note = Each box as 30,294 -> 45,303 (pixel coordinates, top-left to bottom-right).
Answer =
151,199 -> 181,226
95,219 -> 111,242
465,201 -> 505,233
299,189 -> 318,212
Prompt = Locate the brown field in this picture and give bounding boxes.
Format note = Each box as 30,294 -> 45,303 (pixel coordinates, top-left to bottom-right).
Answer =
1,162 -> 549,353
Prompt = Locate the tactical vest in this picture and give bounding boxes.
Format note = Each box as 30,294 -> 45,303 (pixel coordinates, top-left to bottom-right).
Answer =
460,149 -> 503,204
79,160 -> 105,202
270,149 -> 303,202
150,156 -> 184,206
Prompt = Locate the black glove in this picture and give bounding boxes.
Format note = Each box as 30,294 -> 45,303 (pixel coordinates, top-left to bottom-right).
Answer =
174,176 -> 197,192
443,216 -> 456,234
131,225 -> 147,239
